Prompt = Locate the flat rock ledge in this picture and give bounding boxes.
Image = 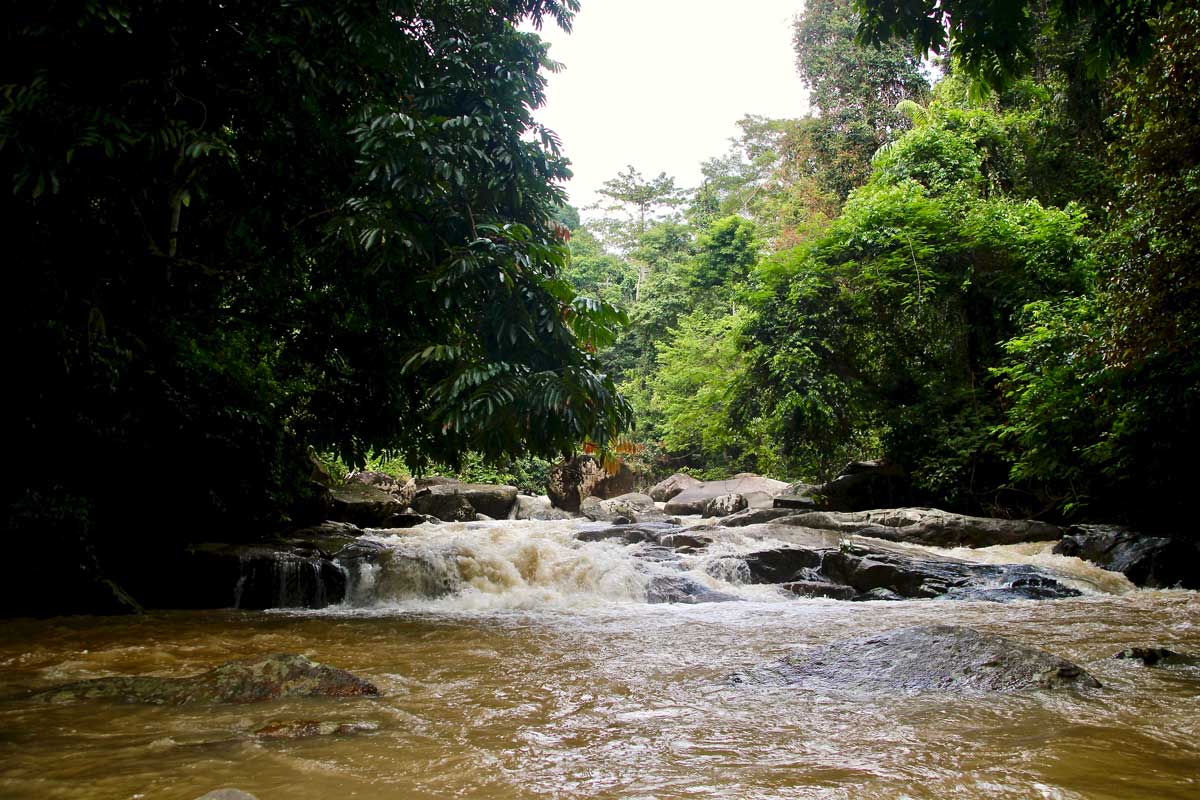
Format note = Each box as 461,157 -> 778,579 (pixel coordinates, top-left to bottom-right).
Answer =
731,625 -> 1101,692
32,653 -> 379,705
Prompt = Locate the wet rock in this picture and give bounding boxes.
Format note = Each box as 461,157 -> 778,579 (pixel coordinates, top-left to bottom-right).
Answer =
773,507 -> 1061,548
779,581 -> 857,600
1112,647 -> 1193,666
664,475 -> 789,515
649,472 -> 704,502
411,489 -> 475,522
703,493 -> 748,518
329,483 -> 407,527
195,790 -> 258,800
1053,525 -> 1200,589
254,719 -> 378,740
850,587 -> 906,602
659,532 -> 713,550
718,507 -> 800,527
737,547 -> 824,583
411,483 -> 517,520
547,455 -> 636,512
509,494 -> 576,521
120,542 -> 348,611
646,574 -> 741,604
817,459 -> 911,511
712,538 -> 1079,602
580,495 -> 639,523
33,654 -> 379,705
732,626 -> 1101,692
576,525 -> 661,545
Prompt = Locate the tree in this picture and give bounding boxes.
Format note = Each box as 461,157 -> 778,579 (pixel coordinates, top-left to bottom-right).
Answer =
855,0 -> 1175,91
794,0 -> 930,198
591,166 -> 688,300
2,0 -> 632,611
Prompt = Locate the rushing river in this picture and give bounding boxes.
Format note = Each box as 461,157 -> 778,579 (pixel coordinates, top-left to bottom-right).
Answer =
1,519 -> 1198,799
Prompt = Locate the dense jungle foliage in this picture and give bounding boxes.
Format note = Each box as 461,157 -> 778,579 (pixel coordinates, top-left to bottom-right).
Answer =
3,0 -> 1195,613
3,0 -> 629,611
572,0 -> 1197,523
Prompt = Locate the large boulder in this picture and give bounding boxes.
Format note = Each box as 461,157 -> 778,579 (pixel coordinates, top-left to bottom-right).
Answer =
649,472 -> 704,502
770,507 -> 1062,548
664,475 -> 789,515
410,490 -> 475,522
511,494 -> 575,521
329,482 -> 408,527
731,626 -> 1100,691
546,455 -> 635,512
33,654 -> 379,704
773,482 -> 824,510
703,493 -> 748,518
579,495 -> 637,523
817,459 -> 910,511
1053,525 -> 1200,589
410,482 -> 517,519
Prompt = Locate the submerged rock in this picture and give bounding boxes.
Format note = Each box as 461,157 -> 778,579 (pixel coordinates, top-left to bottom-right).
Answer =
254,719 -> 378,740
33,654 -> 379,705
1053,525 -> 1200,589
195,791 -> 258,800
732,625 -> 1100,692
1112,647 -> 1194,666
645,574 -> 740,604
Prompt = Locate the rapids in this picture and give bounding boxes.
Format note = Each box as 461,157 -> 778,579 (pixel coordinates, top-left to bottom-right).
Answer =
1,518 -> 1197,799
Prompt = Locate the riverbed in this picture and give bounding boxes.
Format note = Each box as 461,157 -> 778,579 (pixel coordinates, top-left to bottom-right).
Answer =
1,520 -> 1197,799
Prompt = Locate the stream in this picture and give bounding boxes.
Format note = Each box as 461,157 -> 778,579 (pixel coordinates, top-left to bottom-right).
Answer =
1,518 -> 1197,799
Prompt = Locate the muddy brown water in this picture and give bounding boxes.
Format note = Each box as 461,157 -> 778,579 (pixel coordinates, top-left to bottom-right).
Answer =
1,520 -> 1197,799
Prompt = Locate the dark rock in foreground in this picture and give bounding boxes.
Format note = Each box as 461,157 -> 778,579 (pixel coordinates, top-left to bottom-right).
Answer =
732,625 -> 1101,692
33,654 -> 379,705
1054,525 -> 1200,589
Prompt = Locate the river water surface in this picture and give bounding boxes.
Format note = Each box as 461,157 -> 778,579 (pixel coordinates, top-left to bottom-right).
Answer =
1,519 -> 1197,799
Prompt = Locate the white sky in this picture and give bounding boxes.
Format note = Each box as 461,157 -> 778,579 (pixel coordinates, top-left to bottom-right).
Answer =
527,0 -> 811,212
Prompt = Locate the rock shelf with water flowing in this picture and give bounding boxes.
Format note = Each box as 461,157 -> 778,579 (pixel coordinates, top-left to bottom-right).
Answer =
143,509 -> 1141,613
